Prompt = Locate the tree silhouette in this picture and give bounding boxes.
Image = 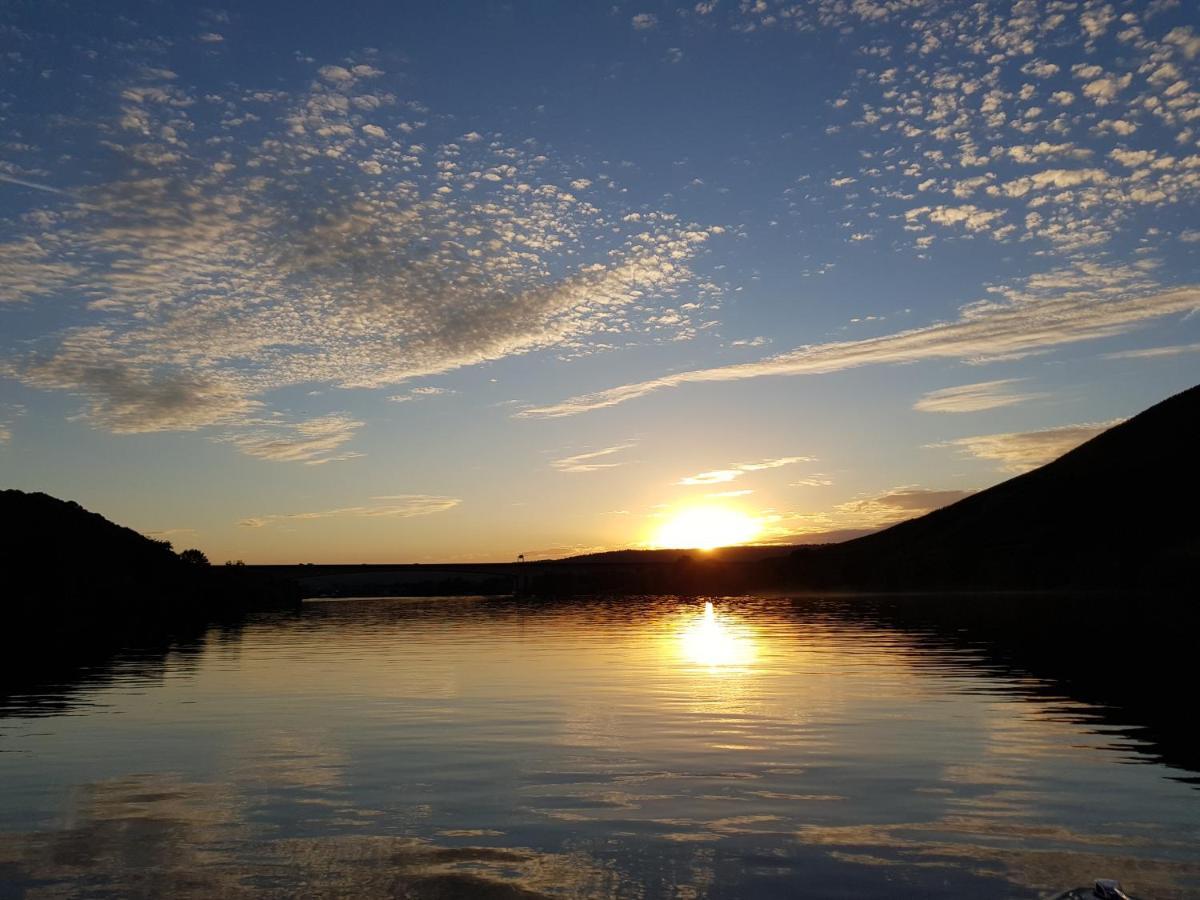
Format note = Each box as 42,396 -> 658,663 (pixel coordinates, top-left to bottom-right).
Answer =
179,548 -> 210,566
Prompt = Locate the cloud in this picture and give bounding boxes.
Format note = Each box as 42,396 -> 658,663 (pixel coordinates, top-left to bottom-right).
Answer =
779,0 -> 1200,253
518,267 -> 1200,418
791,474 -> 833,486
0,236 -> 84,303
317,64 -> 356,84
0,173 -> 73,195
1082,74 -> 1132,106
931,421 -> 1120,473
906,204 -> 1003,232
770,487 -> 973,537
678,455 -> 813,484
913,379 -> 1042,413
240,494 -> 460,527
20,343 -> 259,432
388,386 -> 456,403
831,487 -> 975,528
220,414 -> 364,464
678,469 -> 740,485
550,442 -> 637,473
142,527 -> 198,540
2,60 -> 721,441
1103,341 -> 1200,359
632,13 -> 658,29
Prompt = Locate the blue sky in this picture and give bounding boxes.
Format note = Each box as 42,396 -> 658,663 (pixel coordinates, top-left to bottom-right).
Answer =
1,0 -> 1198,561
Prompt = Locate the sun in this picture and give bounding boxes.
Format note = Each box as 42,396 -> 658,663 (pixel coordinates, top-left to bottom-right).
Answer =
652,505 -> 763,550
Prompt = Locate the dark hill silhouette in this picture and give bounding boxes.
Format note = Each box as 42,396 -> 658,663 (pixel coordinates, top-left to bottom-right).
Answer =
560,545 -> 797,565
0,490 -> 299,631
783,384 -> 1199,591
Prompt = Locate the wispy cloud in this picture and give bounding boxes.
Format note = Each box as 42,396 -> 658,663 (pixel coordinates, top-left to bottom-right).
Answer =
142,527 -> 198,539
791,474 -> 834,487
220,414 -> 364,465
388,386 -> 457,403
766,486 -> 973,539
0,173 -> 73,195
1104,342 -> 1200,360
831,487 -> 975,528
679,455 -> 813,485
914,379 -> 1043,413
519,269 -> 1200,418
931,421 -> 1121,473
239,494 -> 460,528
550,442 -> 638,473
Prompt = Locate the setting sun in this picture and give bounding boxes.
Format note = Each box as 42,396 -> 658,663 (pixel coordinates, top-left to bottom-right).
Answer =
652,506 -> 764,550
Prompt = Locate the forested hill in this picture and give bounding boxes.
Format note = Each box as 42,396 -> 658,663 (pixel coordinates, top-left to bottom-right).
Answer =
784,384 -> 1199,591
1,489 -> 299,623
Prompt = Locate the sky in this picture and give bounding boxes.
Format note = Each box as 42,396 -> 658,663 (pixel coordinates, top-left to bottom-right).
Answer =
0,0 -> 1198,563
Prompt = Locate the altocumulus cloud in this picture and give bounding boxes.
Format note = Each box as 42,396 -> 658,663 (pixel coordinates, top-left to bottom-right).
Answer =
239,495 -> 461,528
1,57 -> 721,449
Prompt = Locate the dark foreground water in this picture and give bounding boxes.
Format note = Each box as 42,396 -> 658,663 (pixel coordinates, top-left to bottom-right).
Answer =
1,595 -> 1197,899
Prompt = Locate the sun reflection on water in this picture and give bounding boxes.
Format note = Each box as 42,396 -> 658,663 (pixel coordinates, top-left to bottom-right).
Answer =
677,601 -> 757,669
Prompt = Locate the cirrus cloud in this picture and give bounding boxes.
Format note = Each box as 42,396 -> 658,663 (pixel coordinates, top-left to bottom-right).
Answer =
678,455 -> 814,485
518,266 -> 1200,418
913,379 -> 1043,413
239,494 -> 461,528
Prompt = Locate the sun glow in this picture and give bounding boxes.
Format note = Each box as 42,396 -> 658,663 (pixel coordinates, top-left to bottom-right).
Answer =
652,505 -> 763,550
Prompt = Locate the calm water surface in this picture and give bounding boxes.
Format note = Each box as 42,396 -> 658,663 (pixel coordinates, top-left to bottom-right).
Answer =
1,595 -> 1197,898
